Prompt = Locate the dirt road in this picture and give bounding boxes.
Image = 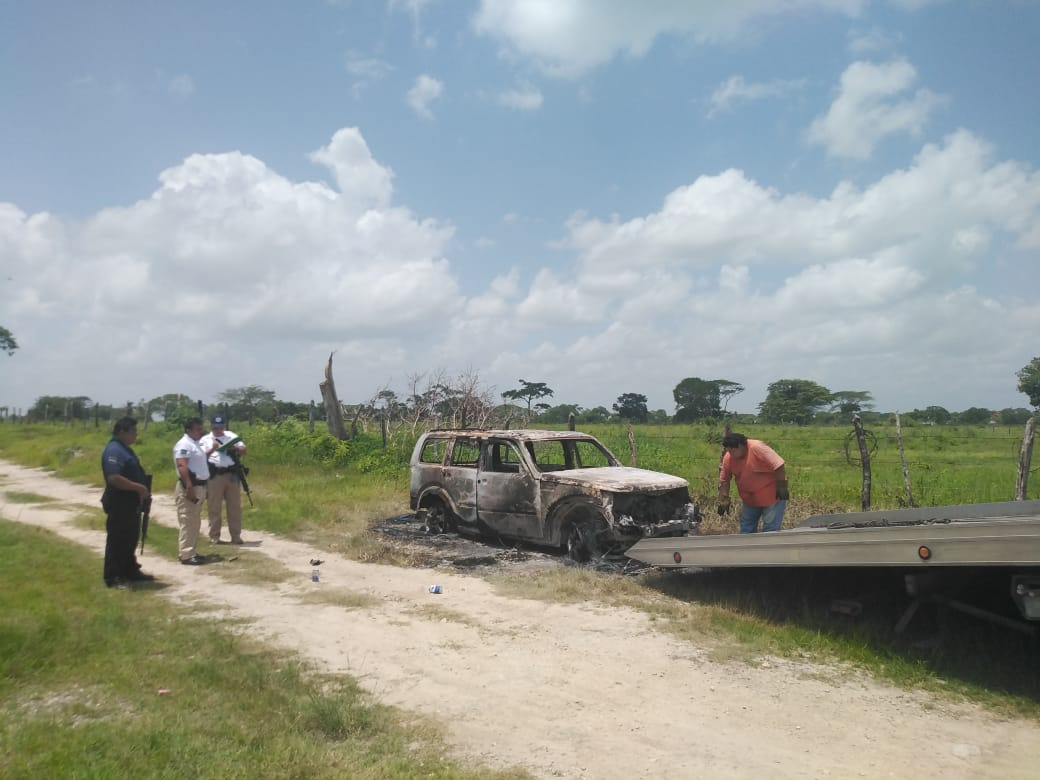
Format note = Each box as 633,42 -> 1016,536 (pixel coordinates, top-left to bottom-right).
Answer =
3,460 -> 1038,779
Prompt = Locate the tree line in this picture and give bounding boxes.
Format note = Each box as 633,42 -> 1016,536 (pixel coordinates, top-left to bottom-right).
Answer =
8,357 -> 1040,430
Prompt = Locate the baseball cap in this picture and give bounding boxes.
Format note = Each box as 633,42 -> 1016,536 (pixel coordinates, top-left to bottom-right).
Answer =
210,414 -> 226,426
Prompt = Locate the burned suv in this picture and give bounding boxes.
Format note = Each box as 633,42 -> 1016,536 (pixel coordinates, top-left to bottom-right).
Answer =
409,429 -> 698,561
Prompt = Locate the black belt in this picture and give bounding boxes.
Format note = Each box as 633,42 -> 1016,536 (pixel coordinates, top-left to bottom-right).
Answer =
213,466 -> 233,475
190,474 -> 208,486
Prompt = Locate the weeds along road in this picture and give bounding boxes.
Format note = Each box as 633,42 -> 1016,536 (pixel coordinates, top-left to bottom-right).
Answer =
2,459 -> 1039,780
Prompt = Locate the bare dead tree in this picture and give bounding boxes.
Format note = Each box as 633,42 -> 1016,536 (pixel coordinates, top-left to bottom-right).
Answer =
319,353 -> 348,440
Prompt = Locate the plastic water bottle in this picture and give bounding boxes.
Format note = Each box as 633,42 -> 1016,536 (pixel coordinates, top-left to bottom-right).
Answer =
311,567 -> 320,582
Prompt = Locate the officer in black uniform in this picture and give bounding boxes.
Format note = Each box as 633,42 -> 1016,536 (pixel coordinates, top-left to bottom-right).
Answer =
100,416 -> 153,588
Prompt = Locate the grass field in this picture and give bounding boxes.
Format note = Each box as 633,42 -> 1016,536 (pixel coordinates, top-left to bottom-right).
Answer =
2,418 -> 1039,725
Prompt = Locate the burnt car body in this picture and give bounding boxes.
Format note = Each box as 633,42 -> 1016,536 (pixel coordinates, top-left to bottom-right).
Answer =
408,429 -> 698,560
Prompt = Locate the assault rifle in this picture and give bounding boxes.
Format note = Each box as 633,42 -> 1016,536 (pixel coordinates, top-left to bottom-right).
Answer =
228,450 -> 253,506
138,473 -> 153,555
219,437 -> 253,506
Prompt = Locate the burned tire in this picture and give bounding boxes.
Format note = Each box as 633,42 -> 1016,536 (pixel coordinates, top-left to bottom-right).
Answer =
565,516 -> 608,563
421,498 -> 457,535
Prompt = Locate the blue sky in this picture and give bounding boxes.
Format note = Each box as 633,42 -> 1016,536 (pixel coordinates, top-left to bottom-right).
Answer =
2,0 -> 1039,416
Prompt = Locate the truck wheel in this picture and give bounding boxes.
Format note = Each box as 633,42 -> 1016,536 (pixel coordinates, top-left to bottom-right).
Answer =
421,499 -> 457,534
566,518 -> 606,563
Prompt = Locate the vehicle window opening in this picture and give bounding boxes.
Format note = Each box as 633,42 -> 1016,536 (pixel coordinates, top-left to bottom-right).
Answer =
450,440 -> 480,468
489,441 -> 523,474
419,439 -> 447,464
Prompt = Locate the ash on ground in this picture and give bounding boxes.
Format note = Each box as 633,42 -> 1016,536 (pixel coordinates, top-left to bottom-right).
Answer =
370,513 -> 648,575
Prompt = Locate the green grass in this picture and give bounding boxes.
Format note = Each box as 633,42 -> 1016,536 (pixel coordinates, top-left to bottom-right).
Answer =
3,491 -> 55,504
2,419 -> 1039,718
0,520 -> 529,780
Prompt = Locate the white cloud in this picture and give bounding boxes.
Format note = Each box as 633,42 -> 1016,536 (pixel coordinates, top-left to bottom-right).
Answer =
563,130 -> 1038,276
0,128 -> 459,407
846,25 -> 899,54
708,75 -> 806,118
472,0 -> 867,77
406,74 -> 444,119
307,127 -> 395,209
345,52 -> 393,98
1,129 -> 1036,415
496,85 -> 543,111
807,59 -> 946,159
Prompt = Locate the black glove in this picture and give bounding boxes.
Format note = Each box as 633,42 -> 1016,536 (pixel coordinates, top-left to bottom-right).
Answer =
717,497 -> 731,516
776,479 -> 790,501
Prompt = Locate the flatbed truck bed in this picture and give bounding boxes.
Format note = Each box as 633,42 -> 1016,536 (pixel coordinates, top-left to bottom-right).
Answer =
625,500 -> 1040,624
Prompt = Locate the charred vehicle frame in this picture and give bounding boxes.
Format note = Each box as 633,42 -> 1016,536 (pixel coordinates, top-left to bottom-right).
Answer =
409,429 -> 699,561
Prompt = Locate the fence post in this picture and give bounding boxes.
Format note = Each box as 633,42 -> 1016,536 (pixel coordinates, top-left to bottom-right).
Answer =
567,412 -> 575,431
309,400 -> 315,432
853,414 -> 872,510
895,412 -> 915,507
1015,416 -> 1036,500
627,423 -> 638,467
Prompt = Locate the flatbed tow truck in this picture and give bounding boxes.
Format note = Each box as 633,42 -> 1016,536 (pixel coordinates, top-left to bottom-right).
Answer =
625,500 -> 1040,633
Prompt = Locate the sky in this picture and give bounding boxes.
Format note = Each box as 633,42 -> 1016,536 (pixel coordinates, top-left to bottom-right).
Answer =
2,0 -> 1039,417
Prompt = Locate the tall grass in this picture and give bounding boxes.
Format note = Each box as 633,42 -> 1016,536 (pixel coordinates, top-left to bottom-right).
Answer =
0,418 -> 1031,533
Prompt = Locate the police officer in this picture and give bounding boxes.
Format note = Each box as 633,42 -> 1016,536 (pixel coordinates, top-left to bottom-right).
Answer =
100,416 -> 153,588
200,414 -> 248,544
173,417 -> 217,565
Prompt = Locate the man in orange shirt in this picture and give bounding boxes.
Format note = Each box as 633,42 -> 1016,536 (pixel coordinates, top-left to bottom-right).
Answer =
717,432 -> 789,533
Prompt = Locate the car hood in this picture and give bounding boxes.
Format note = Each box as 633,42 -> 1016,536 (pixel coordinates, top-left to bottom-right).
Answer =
539,466 -> 688,493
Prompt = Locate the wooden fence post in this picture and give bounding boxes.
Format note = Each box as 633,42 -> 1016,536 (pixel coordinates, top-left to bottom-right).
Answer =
853,414 -> 872,510
309,400 -> 316,432
718,423 -> 732,469
1015,416 -> 1036,500
895,412 -> 915,507
567,412 -> 575,431
627,423 -> 638,467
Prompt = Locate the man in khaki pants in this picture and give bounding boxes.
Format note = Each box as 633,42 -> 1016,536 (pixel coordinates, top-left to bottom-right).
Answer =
200,414 -> 248,544
173,417 -> 216,565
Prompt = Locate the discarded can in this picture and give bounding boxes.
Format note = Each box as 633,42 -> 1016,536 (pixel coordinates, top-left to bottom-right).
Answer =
311,567 -> 320,582
429,584 -> 442,594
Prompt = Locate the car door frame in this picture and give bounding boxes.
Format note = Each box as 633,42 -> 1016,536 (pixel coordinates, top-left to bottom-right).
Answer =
475,437 -> 542,541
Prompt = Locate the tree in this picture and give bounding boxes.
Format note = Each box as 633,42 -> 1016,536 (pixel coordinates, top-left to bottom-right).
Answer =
29,395 -> 92,421
757,379 -> 831,425
829,390 -> 875,414
217,385 -> 278,423
1017,357 -> 1040,410
146,393 -> 197,423
907,405 -> 951,425
537,403 -> 584,424
0,326 -> 16,356
997,407 -> 1033,426
613,393 -> 648,423
502,380 -> 554,419
716,380 -> 744,414
673,378 -> 745,421
673,377 -> 721,422
955,407 -> 992,425
582,406 -> 611,423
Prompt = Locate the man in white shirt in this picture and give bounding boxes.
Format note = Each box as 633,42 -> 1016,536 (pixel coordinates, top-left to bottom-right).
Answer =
200,414 -> 248,544
173,417 -> 217,564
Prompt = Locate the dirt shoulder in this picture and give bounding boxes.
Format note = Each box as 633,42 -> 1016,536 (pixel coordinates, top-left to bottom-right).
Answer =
2,460 -> 1038,779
